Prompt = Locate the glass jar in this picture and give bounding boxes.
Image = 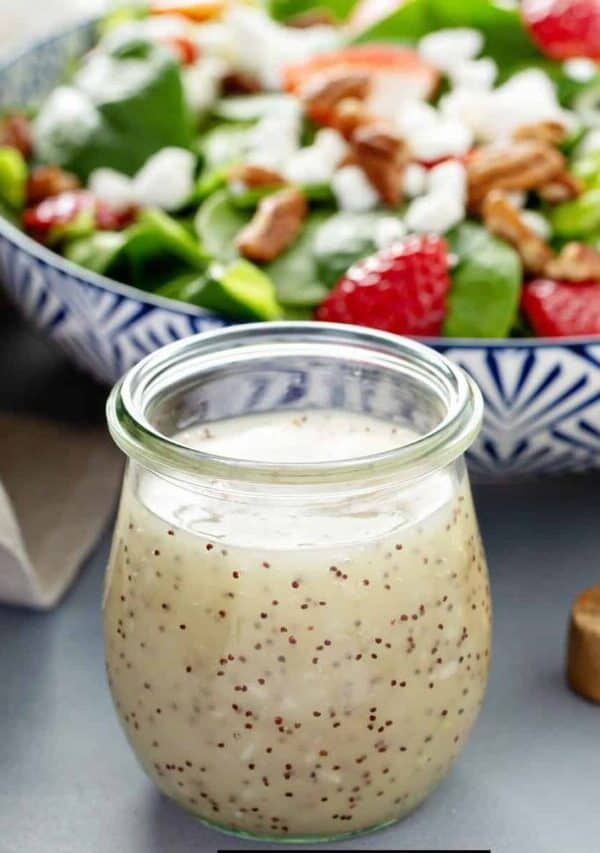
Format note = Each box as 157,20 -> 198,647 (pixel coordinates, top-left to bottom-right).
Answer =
104,323 -> 491,843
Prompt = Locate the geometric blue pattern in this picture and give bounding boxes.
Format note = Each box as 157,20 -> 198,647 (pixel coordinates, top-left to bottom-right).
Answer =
2,19 -> 600,478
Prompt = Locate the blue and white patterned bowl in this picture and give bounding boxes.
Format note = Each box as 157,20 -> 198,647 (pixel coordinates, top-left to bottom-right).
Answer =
2,20 -> 600,479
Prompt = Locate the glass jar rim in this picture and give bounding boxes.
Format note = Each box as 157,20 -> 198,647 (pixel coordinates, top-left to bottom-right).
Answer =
106,322 -> 483,486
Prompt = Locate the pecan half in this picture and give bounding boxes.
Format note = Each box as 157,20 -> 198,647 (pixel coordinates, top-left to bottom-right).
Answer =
329,97 -> 372,140
229,164 -> 285,188
301,69 -> 371,125
513,120 -> 567,146
0,112 -> 33,159
482,189 -> 554,275
236,187 -> 307,262
222,71 -> 262,95
545,242 -> 600,281
467,141 -> 565,209
538,172 -> 583,203
351,123 -> 409,206
26,165 -> 80,205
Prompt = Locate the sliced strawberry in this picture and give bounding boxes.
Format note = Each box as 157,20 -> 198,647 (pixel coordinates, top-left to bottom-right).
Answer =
521,0 -> 600,60
23,191 -> 94,242
315,235 -> 450,336
282,44 -> 439,112
23,190 -> 136,243
522,278 -> 600,336
158,35 -> 199,65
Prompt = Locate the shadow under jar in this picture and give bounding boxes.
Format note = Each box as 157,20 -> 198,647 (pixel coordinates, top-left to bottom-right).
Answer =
104,322 -> 491,843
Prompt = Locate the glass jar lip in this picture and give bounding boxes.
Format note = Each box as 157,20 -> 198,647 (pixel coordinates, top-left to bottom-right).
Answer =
106,322 -> 483,486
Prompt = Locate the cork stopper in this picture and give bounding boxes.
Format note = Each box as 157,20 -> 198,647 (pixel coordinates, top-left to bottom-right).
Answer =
567,585 -> 600,704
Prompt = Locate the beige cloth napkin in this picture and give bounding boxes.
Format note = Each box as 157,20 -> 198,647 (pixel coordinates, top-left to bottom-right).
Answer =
0,413 -> 122,608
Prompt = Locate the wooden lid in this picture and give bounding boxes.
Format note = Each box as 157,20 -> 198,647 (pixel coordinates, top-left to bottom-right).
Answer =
567,585 -> 600,704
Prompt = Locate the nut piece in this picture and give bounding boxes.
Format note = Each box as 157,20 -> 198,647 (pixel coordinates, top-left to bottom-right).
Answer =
538,172 -> 583,203
467,141 -> 566,208
26,165 -> 80,205
0,112 -> 33,159
330,97 -> 372,140
513,120 -> 567,146
482,189 -> 554,275
567,585 -> 600,705
222,71 -> 262,95
352,123 -> 409,206
229,164 -> 285,188
301,70 -> 371,125
545,242 -> 600,281
236,187 -> 307,262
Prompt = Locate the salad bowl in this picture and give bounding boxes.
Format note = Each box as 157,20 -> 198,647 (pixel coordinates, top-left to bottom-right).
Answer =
1,12 -> 600,479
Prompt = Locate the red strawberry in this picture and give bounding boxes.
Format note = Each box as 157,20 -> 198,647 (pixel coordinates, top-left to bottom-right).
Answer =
522,278 -> 600,336
521,0 -> 600,60
23,190 -> 136,243
315,235 -> 450,336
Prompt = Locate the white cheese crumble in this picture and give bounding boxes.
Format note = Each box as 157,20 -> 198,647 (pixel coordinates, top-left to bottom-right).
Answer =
332,166 -> 379,212
89,168 -> 136,211
133,147 -> 196,211
405,192 -> 464,235
373,216 -> 407,249
183,57 -> 227,113
521,210 -> 552,241
403,162 -> 428,197
418,28 -> 483,72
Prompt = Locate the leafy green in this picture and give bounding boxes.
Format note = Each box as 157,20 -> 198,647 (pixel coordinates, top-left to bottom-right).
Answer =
35,38 -> 192,180
108,208 -> 207,290
97,4 -> 148,37
195,190 -> 250,262
572,150 -> 600,189
190,165 -> 230,204
0,146 -> 26,209
268,0 -> 358,22
354,0 -> 541,75
64,231 -> 127,274
574,79 -> 600,130
550,190 -> 600,239
155,271 -> 211,303
201,260 -> 282,320
443,222 -> 522,338
265,213 -> 330,307
313,210 -> 388,288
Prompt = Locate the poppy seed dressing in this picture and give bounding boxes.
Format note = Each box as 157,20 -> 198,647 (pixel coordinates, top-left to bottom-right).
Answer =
104,409 -> 491,839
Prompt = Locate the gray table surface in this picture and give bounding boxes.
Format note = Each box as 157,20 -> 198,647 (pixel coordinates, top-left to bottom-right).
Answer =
1,308 -> 599,853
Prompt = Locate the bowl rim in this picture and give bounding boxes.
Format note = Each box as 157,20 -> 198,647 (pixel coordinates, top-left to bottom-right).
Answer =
2,16 -> 600,350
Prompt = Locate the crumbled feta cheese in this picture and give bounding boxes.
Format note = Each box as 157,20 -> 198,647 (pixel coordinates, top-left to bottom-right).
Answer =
314,129 -> 349,168
332,166 -> 379,212
284,128 -> 348,185
395,100 -> 438,136
402,162 -> 428,197
89,168 -> 135,211
563,58 -> 598,83
409,117 -> 473,161
521,210 -> 552,241
33,86 -> 100,162
102,15 -> 191,52
418,28 -> 483,72
405,192 -> 464,234
428,160 -> 467,202
373,216 -> 407,249
367,71 -> 438,117
224,6 -> 341,90
442,69 -> 576,142
133,147 -> 196,211
245,112 -> 300,171
449,58 -> 497,90
183,57 -> 226,113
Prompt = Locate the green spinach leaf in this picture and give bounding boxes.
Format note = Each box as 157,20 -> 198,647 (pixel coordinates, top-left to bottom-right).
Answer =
266,213 -> 331,307
195,189 -> 250,262
444,222 -> 522,338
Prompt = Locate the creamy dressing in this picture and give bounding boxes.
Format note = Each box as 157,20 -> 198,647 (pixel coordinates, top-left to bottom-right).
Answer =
104,409 -> 491,839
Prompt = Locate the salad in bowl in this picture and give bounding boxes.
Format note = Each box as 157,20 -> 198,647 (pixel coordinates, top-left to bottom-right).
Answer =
1,0 -> 600,340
